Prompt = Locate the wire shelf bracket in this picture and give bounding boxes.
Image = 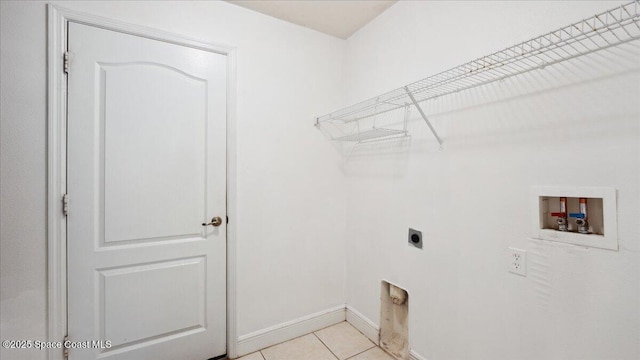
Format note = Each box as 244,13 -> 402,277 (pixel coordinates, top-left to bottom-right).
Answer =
405,86 -> 442,147
315,0 -> 640,145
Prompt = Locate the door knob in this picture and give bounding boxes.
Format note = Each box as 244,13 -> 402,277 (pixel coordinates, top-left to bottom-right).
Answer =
202,216 -> 223,227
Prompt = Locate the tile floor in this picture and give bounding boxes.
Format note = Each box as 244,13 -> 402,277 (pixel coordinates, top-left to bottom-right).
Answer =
237,322 -> 395,360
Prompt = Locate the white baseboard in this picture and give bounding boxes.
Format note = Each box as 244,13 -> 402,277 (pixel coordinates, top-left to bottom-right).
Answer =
410,349 -> 428,360
235,304 -> 346,357
345,305 -> 428,360
345,305 -> 380,345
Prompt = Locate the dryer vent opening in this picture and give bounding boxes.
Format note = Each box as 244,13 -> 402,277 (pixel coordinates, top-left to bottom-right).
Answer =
380,281 -> 409,360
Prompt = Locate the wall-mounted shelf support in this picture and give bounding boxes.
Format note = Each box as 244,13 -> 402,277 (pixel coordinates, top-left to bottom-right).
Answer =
404,86 -> 442,147
315,1 -> 640,145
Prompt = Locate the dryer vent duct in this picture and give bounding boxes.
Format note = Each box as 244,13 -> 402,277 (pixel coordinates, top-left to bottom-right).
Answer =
380,281 -> 409,360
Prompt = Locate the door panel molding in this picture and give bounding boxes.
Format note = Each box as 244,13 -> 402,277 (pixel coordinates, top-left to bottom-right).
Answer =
99,256 -> 207,348
47,5 -> 238,359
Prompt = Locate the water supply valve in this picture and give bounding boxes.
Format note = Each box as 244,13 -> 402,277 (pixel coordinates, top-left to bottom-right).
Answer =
550,197 -> 569,231
551,212 -> 568,231
570,213 -> 590,234
569,197 -> 590,234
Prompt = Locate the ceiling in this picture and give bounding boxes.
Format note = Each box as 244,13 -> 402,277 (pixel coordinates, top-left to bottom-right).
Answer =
226,0 -> 397,39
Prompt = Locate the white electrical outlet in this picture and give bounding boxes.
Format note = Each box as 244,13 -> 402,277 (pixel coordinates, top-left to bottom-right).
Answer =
508,247 -> 527,276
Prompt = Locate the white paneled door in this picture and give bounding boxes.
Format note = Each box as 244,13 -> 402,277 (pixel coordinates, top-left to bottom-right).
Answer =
66,22 -> 227,360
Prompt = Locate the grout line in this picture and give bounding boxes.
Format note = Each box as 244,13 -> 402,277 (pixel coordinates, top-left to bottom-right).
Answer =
345,344 -> 376,360
312,332 -> 340,360
343,321 -> 376,359
346,318 -> 377,346
246,321 -> 382,360
256,332 -> 317,353
314,319 -> 347,333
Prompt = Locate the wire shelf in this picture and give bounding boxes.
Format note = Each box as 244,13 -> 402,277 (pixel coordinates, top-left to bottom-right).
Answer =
315,1 -> 640,142
333,128 -> 408,142
316,105 -> 410,143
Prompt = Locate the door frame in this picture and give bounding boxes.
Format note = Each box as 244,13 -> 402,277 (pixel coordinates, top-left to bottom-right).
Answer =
46,5 -> 238,360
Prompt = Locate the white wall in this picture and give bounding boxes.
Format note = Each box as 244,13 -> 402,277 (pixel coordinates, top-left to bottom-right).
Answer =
3,1 -> 639,360
0,1 -> 347,359
344,1 -> 639,360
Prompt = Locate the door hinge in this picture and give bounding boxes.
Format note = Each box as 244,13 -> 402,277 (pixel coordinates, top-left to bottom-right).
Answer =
63,335 -> 70,358
62,194 -> 69,216
63,51 -> 70,74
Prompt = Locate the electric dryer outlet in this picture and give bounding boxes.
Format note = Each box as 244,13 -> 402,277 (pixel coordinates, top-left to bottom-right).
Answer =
408,228 -> 422,249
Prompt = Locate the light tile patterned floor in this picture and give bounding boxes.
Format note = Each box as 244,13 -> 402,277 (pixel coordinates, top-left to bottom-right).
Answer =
237,322 -> 395,360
